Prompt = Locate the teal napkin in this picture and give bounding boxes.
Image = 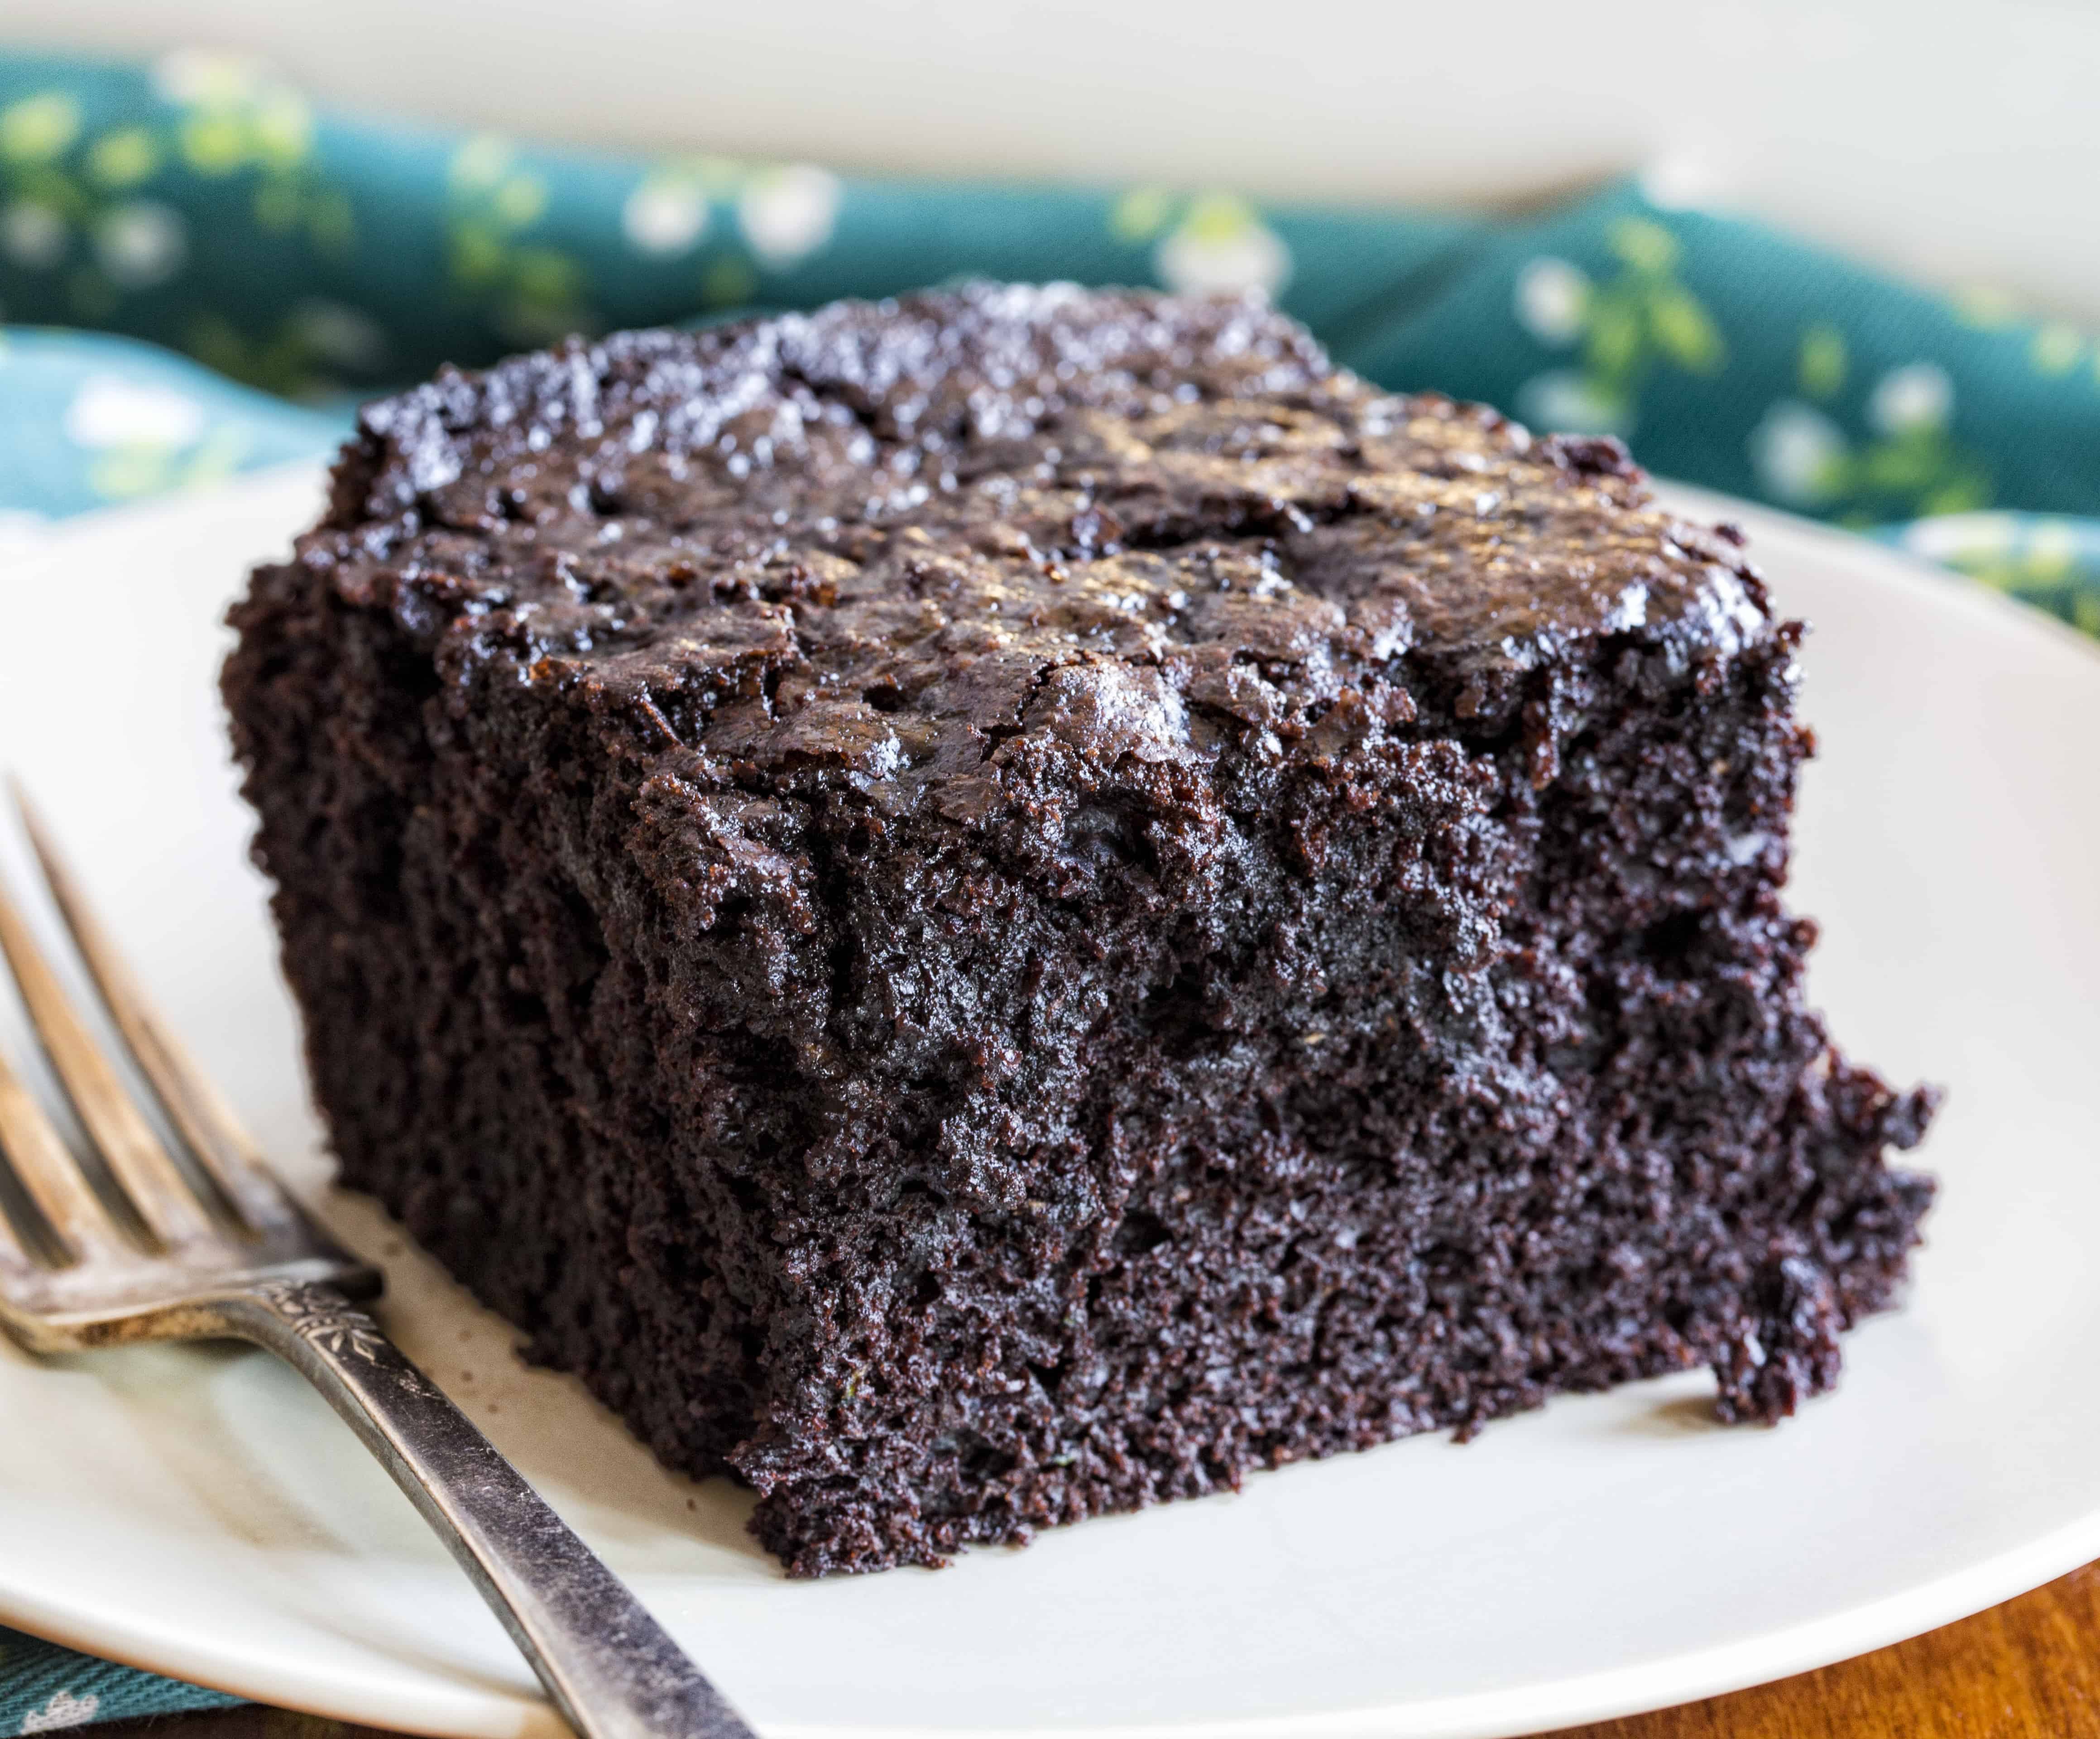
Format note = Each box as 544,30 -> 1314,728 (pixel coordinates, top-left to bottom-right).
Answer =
3,45 -> 2100,1733
0,1627 -> 237,1733
7,50 -> 2100,628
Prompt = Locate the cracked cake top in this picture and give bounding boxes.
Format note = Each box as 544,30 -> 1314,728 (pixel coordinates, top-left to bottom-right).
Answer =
300,281 -> 1772,807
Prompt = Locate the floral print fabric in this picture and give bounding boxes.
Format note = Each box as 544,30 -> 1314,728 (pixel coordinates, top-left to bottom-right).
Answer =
6,54 -> 2097,627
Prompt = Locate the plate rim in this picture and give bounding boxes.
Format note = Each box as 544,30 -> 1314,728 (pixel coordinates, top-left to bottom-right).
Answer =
9,1510 -> 2100,1739
3,463 -> 2097,1739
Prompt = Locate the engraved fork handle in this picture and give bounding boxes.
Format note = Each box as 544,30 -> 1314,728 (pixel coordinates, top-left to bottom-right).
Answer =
212,1280 -> 757,1739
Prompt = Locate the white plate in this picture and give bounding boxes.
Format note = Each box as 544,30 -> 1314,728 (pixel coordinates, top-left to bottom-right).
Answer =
2,467 -> 2098,1739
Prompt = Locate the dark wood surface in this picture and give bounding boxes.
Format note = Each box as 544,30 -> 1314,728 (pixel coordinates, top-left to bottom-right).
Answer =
85,1562 -> 2100,1739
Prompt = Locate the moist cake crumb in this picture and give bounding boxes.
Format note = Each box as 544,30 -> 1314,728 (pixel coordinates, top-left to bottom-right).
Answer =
224,282 -> 1936,1575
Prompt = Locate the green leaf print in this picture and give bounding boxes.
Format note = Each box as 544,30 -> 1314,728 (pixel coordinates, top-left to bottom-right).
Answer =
1103,186 -> 1292,296
1798,324 -> 1847,399
0,91 -> 80,163
1513,216 -> 1727,435
445,137 -> 594,345
1753,352 -> 1993,521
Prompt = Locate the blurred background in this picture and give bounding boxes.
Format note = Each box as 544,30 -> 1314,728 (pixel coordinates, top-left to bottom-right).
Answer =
14,0 -> 2100,317
3,0 -> 2098,623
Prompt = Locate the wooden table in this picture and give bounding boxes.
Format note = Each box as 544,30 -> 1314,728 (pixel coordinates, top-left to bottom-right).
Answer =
92,1562 -> 2100,1739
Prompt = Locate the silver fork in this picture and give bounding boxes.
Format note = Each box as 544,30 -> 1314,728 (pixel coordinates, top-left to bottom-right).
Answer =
0,786 -> 758,1739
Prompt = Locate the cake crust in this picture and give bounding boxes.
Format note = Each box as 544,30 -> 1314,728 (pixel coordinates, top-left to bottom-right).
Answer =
319,284 -> 1765,787
226,283 -> 1936,1576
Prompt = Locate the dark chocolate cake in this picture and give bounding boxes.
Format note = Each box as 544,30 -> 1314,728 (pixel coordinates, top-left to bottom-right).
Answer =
223,283 -> 1937,1576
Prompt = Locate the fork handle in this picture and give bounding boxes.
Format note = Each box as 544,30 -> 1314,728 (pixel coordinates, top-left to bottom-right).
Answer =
215,1280 -> 758,1739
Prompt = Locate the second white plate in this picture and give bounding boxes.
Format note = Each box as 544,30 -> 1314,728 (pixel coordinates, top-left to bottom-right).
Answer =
2,471 -> 2099,1739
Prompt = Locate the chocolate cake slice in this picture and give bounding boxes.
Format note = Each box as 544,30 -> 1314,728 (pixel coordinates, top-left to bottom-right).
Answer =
223,283 -> 1936,1576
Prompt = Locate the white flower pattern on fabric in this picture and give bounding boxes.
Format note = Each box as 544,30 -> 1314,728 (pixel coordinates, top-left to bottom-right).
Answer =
289,299 -> 390,373
1514,257 -> 1590,346
91,201 -> 186,288
1509,220 -> 1722,443
1159,194 -> 1285,298
1152,194 -> 1291,297
1869,361 -> 1954,434
737,166 -> 842,269
62,377 -> 206,450
0,202 -> 66,269
622,178 -> 710,257
21,1689 -> 101,1733
1899,512 -> 2100,633
1518,369 -> 1630,437
1155,226 -> 1289,296
1105,188 -> 1291,298
1899,511 -> 2020,566
1749,400 -> 1846,505
1635,155 -> 1731,213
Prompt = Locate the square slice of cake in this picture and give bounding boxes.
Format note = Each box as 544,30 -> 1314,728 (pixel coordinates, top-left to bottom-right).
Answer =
224,283 -> 1936,1575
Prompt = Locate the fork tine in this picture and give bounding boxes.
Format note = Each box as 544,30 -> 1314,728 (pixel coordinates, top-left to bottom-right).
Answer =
0,1164 -> 39,1289
11,783 -> 292,1236
0,1183 -> 33,1281
0,1042 -> 124,1263
0,853 -> 217,1251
